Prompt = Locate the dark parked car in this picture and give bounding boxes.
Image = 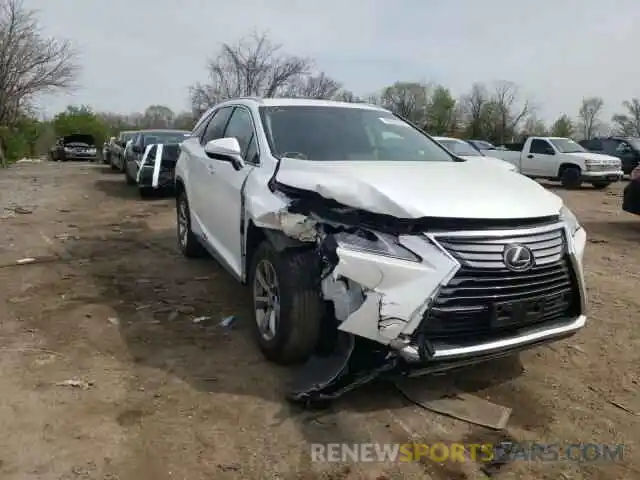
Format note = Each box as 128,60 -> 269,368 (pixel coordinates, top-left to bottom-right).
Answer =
124,129 -> 190,185
110,130 -> 138,171
579,136 -> 640,175
137,144 -> 182,197
623,165 -> 640,215
49,134 -> 98,162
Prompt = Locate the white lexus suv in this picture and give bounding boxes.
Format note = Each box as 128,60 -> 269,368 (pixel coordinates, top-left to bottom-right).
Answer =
174,98 -> 587,401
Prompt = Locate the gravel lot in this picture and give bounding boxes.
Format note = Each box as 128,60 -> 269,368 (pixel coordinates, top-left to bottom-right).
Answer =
0,161 -> 638,480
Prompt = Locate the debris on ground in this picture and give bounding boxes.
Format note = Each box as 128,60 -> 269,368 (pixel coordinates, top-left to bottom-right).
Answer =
607,400 -> 638,416
108,317 -> 120,325
394,380 -> 512,430
219,315 -> 236,327
9,206 -> 33,214
193,316 -> 211,324
16,257 -> 36,265
55,379 -> 94,390
167,310 -> 179,322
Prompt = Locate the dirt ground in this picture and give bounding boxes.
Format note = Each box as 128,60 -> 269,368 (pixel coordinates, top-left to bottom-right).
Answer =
0,160 -> 638,480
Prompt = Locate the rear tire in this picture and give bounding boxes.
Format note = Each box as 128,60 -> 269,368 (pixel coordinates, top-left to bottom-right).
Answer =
249,241 -> 323,365
124,165 -> 136,185
139,187 -> 154,198
176,191 -> 206,258
560,166 -> 582,188
591,181 -> 611,189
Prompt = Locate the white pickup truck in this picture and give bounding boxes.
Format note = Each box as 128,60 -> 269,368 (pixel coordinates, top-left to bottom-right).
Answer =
480,136 -> 623,189
175,99 -> 587,403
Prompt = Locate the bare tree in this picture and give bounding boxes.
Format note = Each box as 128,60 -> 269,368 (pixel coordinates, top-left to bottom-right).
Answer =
282,72 -> 341,99
142,104 -> 175,129
0,0 -> 78,164
461,83 -> 490,139
489,81 -> 530,144
577,96 -> 604,140
612,98 -> 640,136
189,32 -> 311,114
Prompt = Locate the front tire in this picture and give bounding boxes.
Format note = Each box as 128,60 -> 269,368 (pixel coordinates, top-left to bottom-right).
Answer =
560,166 -> 582,188
249,241 -> 323,365
176,191 -> 206,258
591,181 -> 611,189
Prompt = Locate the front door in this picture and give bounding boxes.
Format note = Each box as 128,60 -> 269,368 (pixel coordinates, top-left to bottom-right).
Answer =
524,139 -> 556,177
187,106 -> 234,245
201,106 -> 257,277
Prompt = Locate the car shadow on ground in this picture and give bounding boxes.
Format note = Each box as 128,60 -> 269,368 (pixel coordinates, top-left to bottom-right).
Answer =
93,178 -> 140,200
60,219 -> 546,456
94,177 -> 174,201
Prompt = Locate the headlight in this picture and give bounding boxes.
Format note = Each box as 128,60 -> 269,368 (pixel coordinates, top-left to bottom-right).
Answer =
560,205 -> 580,235
64,147 -> 71,152
334,230 -> 421,262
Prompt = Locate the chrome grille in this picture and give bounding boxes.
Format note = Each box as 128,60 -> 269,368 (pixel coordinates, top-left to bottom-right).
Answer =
436,227 -> 565,269
420,226 -> 578,340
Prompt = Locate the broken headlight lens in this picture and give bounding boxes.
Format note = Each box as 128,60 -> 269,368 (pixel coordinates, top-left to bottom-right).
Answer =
560,205 -> 580,235
334,230 -> 421,262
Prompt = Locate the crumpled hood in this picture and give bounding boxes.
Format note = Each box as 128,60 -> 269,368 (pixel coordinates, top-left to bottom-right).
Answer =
274,159 -> 562,219
567,152 -> 620,165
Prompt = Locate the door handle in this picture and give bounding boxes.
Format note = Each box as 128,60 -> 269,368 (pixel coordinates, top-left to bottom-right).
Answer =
527,154 -> 534,159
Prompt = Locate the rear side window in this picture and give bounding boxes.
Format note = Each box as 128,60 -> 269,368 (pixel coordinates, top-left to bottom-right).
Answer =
146,145 -> 157,161
162,144 -> 180,161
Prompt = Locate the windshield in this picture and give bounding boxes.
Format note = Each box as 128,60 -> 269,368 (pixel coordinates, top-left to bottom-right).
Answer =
438,139 -> 483,156
143,131 -> 189,146
259,106 -> 453,162
549,138 -> 586,153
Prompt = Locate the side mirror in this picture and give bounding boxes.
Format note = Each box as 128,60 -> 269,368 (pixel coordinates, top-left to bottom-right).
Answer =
132,145 -> 142,154
204,138 -> 244,170
544,148 -> 555,155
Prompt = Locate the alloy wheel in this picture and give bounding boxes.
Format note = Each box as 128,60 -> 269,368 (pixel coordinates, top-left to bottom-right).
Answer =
253,259 -> 280,341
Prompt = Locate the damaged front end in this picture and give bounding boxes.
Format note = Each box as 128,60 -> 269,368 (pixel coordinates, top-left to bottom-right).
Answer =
250,173 -> 587,405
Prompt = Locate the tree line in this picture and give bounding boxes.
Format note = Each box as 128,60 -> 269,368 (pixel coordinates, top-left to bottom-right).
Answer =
2,0 -> 640,165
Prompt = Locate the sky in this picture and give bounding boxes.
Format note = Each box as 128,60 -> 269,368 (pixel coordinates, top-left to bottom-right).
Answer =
25,0 -> 640,123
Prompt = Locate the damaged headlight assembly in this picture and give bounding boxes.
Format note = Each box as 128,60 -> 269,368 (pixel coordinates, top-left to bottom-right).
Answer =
559,205 -> 580,235
333,230 -> 421,262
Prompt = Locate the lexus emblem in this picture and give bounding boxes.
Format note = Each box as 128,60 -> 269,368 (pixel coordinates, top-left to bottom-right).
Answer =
503,244 -> 535,271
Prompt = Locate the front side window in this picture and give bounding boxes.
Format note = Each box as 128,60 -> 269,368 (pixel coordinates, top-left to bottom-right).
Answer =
201,107 -> 233,145
530,139 -> 554,154
223,107 -> 255,158
258,106 -> 453,162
